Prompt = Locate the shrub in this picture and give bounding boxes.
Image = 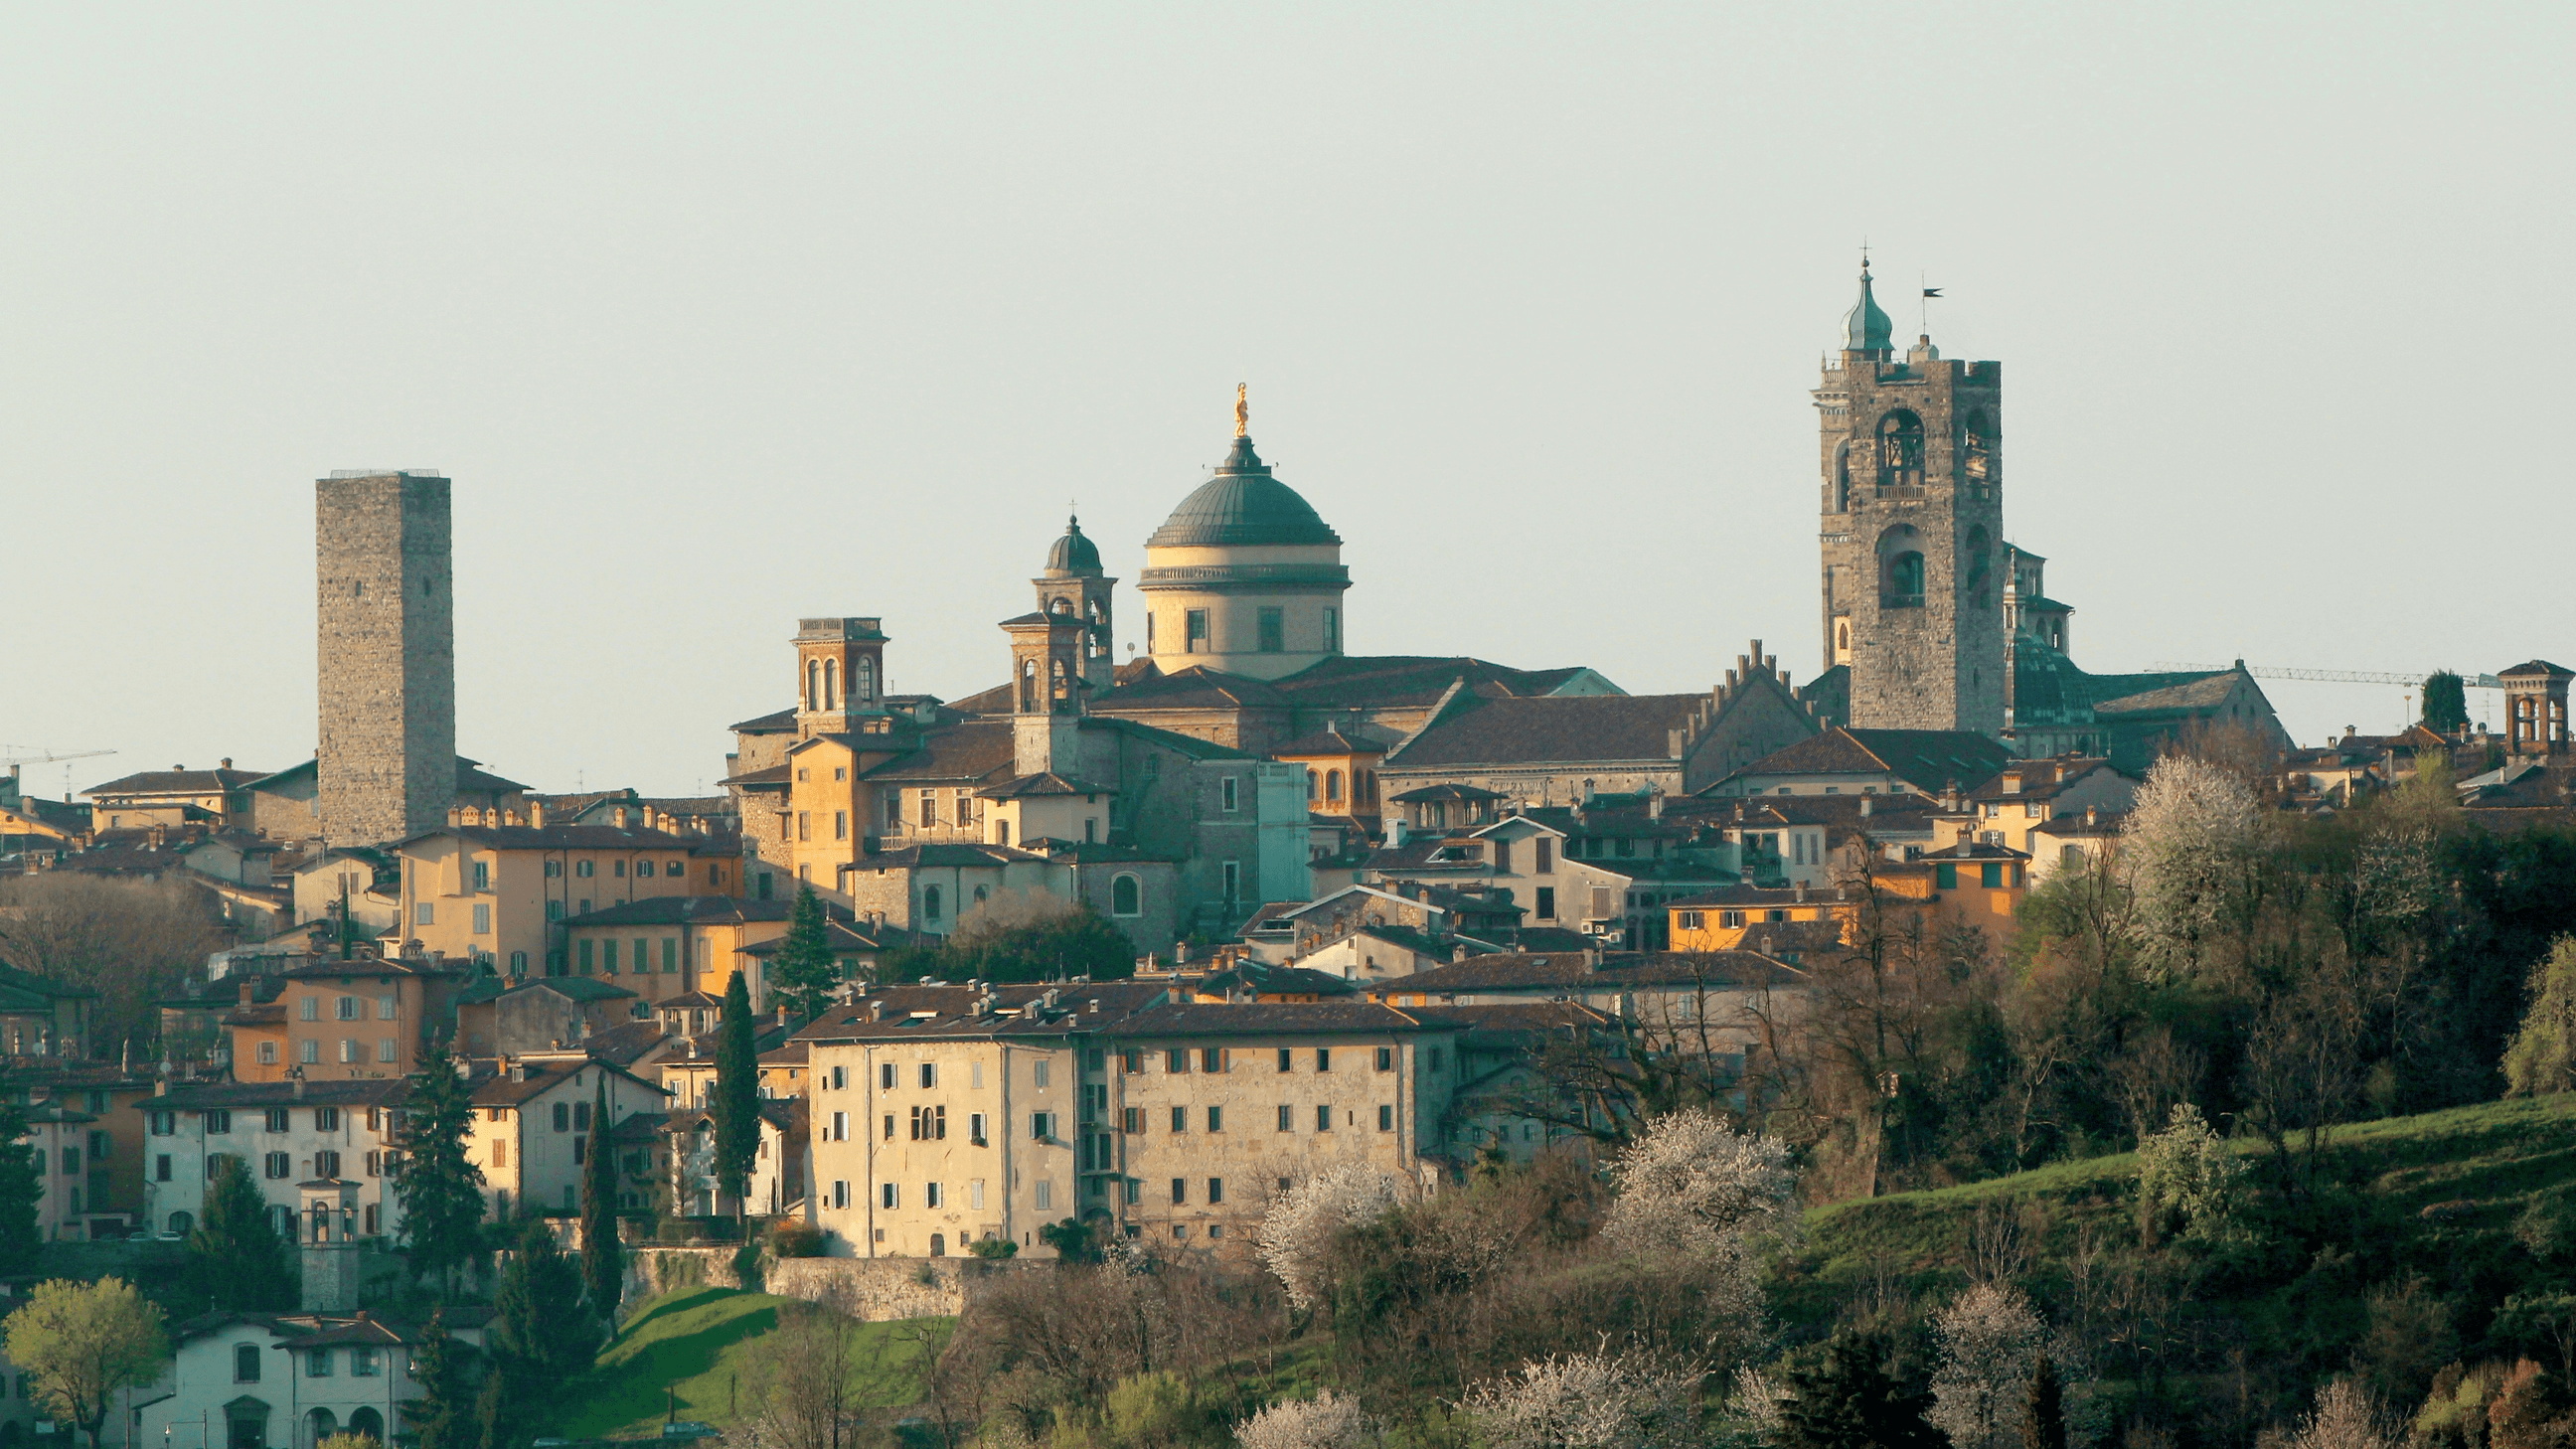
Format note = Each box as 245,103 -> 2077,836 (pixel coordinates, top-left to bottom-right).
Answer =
970,1236 -> 1020,1259
770,1220 -> 828,1258
1235,1388 -> 1378,1449
2136,1102 -> 2251,1241
1459,1352 -> 1695,1449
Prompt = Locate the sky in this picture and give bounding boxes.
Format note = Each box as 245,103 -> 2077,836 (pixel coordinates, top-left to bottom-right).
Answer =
2,5 -> 2568,799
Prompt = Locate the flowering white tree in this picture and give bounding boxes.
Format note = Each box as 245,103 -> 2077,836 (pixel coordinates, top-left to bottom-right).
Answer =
1459,1352 -> 1694,1449
1600,1110 -> 1799,1261
2120,754 -> 2264,980
2285,1379 -> 2400,1449
1256,1163 -> 1400,1312
1234,1388 -> 1379,1449
1928,1282 -> 2055,1449
2135,1102 -> 2251,1240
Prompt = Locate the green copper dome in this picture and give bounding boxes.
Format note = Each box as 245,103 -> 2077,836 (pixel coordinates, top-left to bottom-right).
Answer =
1146,435 -> 1342,550
1844,262 -> 1893,353
1046,515 -> 1103,574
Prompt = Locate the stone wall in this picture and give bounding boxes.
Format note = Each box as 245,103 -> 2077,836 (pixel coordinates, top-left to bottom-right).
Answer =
624,1246 -> 1032,1322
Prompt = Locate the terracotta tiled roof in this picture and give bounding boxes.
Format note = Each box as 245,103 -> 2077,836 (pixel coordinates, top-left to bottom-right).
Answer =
1384,694 -> 1711,768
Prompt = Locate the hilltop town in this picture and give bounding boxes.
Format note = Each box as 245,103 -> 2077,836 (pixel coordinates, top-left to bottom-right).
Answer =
2,268 -> 2573,1449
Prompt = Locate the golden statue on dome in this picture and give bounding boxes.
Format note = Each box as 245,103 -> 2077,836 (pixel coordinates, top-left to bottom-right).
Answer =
1234,383 -> 1248,438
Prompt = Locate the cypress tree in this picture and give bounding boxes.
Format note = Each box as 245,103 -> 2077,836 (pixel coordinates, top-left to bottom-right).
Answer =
473,1365 -> 521,1449
0,1080 -> 45,1275
2022,1356 -> 2067,1449
712,971 -> 760,1223
1780,1331 -> 1945,1449
769,886 -> 840,1023
404,1311 -> 471,1449
186,1154 -> 297,1312
394,1040 -> 487,1295
579,1076 -> 622,1320
2423,671 -> 2471,732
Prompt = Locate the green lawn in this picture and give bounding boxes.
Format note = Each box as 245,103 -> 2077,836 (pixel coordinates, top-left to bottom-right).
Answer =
549,1287 -> 952,1440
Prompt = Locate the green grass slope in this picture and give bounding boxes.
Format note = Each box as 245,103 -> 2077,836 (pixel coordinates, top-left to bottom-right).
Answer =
548,1287 -> 950,1441
1778,1095 -> 2576,1394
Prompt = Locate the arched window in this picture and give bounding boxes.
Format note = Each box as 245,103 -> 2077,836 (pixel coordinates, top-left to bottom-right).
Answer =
1111,874 -> 1141,916
1326,770 -> 1343,804
1362,769 -> 1375,804
1050,597 -> 1070,615
973,886 -> 988,904
822,658 -> 839,711
1877,410 -> 1925,492
169,1210 -> 193,1236
1964,526 -> 1993,604
1018,659 -> 1038,713
1305,768 -> 1318,802
1832,441 -> 1852,512
805,659 -> 820,712
1049,658 -> 1069,707
1878,525 -> 1925,608
923,886 -> 943,923
855,656 -> 875,702
349,1408 -> 384,1443
1962,409 -> 1997,492
929,1232 -> 946,1256
308,1410 -> 337,1443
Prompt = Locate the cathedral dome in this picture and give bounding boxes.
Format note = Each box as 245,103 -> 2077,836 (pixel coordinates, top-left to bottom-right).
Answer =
1146,435 -> 1343,550
1045,515 -> 1103,575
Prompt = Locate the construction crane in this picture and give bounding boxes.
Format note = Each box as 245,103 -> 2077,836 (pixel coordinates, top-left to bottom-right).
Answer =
0,747 -> 117,802
2150,664 -> 2505,689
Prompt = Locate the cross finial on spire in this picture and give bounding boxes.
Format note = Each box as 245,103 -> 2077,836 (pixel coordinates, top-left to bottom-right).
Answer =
1234,383 -> 1248,438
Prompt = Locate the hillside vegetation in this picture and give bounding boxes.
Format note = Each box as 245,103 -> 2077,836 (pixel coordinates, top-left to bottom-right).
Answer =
1780,1094 -> 2576,1434
549,1287 -> 947,1441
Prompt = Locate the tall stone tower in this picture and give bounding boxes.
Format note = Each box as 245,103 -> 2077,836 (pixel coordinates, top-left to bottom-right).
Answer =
1816,263 -> 2007,735
315,471 -> 455,844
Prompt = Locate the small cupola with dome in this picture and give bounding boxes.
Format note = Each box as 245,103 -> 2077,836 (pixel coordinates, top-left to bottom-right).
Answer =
1034,515 -> 1117,693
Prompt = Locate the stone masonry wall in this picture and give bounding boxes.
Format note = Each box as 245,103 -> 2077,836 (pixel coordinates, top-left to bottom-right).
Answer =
316,473 -> 455,846
624,1246 -> 1033,1322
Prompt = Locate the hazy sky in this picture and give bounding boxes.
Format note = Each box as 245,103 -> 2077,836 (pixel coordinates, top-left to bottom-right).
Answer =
3,6 -> 2567,799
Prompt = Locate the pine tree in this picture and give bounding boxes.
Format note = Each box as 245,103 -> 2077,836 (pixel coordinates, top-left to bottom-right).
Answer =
579,1077 -> 622,1321
488,1218 -> 595,1430
2021,1356 -> 2067,1449
186,1154 -> 297,1312
394,1040 -> 488,1295
0,1079 -> 45,1276
403,1311 -> 471,1449
1780,1331 -> 1945,1449
712,971 -> 760,1223
769,885 -> 840,1023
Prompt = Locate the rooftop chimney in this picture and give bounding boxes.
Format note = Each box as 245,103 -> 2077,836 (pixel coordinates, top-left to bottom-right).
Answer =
529,800 -> 546,829
1858,795 -> 1872,818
